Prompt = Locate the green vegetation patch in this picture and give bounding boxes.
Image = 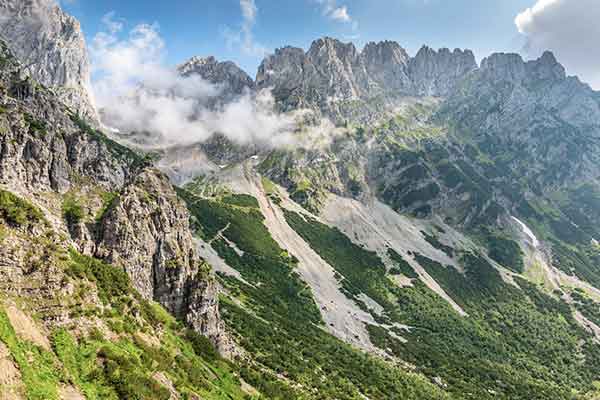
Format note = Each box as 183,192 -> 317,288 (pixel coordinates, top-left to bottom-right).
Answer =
57,249 -> 250,399
421,230 -> 454,258
387,248 -> 419,278
486,233 -> 524,273
0,189 -> 45,228
399,183 -> 440,209
66,249 -> 131,308
0,308 -> 61,400
571,289 -> 600,327
62,194 -> 84,225
221,193 -> 260,209
181,190 -> 449,399
283,209 -> 398,315
394,251 -> 600,399
95,191 -> 118,222
23,113 -> 48,136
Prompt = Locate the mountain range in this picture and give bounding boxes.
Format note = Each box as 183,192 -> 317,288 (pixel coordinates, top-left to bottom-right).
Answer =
2,1 -> 600,400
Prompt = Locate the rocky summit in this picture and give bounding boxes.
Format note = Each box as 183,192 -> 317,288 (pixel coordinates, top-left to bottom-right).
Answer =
0,0 -> 98,123
2,1 -> 600,400
254,37 -> 477,122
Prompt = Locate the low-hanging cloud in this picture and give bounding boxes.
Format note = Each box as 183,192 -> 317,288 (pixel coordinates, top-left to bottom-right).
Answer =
90,14 -> 324,150
515,0 -> 600,89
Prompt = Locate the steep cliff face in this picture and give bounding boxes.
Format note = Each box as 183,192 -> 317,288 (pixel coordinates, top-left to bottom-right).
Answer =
0,41 -> 134,194
361,40 -> 411,94
256,37 -> 476,123
408,46 -> 477,96
0,0 -> 98,123
95,168 -> 228,351
0,38 -> 227,352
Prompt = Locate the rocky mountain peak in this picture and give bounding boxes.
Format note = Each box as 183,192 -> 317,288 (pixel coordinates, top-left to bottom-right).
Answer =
0,0 -> 99,123
480,52 -> 527,82
480,50 -> 567,84
408,45 -> 477,96
361,40 -> 411,93
305,36 -> 369,100
178,55 -> 255,97
526,50 -> 566,81
308,36 -> 359,60
255,37 -> 480,121
255,45 -> 306,88
362,40 -> 409,65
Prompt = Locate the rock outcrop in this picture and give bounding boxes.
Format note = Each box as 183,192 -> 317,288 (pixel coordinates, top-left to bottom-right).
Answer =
361,40 -> 411,94
0,41 -> 134,194
95,168 -> 228,351
0,0 -> 98,123
438,50 -> 600,190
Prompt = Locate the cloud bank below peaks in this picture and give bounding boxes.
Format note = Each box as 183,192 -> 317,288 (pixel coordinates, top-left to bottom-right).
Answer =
90,14 -> 321,150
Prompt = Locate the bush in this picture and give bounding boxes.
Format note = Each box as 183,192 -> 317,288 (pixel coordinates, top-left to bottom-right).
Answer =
66,249 -> 132,307
24,113 -> 47,135
62,195 -> 84,225
0,189 -> 45,227
387,248 -> 418,278
185,329 -> 220,362
98,345 -> 171,400
487,234 -> 524,273
95,191 -> 118,222
222,193 -> 260,208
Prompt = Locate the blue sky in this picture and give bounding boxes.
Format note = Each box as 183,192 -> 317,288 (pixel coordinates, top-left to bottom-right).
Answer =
63,0 -> 537,76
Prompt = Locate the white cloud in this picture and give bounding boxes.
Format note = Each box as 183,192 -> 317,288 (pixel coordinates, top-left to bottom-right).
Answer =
101,11 -> 124,34
240,0 -> 257,22
315,0 -> 355,25
89,14 -> 318,150
223,0 -> 268,57
330,6 -> 351,22
515,0 -> 600,89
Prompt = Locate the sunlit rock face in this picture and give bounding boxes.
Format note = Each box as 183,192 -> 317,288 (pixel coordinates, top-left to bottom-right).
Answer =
0,0 -> 99,123
255,37 -> 477,123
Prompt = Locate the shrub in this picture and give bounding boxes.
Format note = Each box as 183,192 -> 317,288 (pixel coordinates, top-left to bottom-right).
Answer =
62,195 -> 84,225
66,249 -> 132,307
185,329 -> 220,362
0,189 -> 45,227
23,113 -> 47,135
487,234 -> 524,273
387,248 -> 418,278
95,191 -> 118,222
98,345 -> 171,400
222,193 -> 260,208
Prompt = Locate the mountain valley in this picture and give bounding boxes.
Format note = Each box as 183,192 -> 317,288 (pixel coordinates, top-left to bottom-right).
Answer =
2,1 -> 600,399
